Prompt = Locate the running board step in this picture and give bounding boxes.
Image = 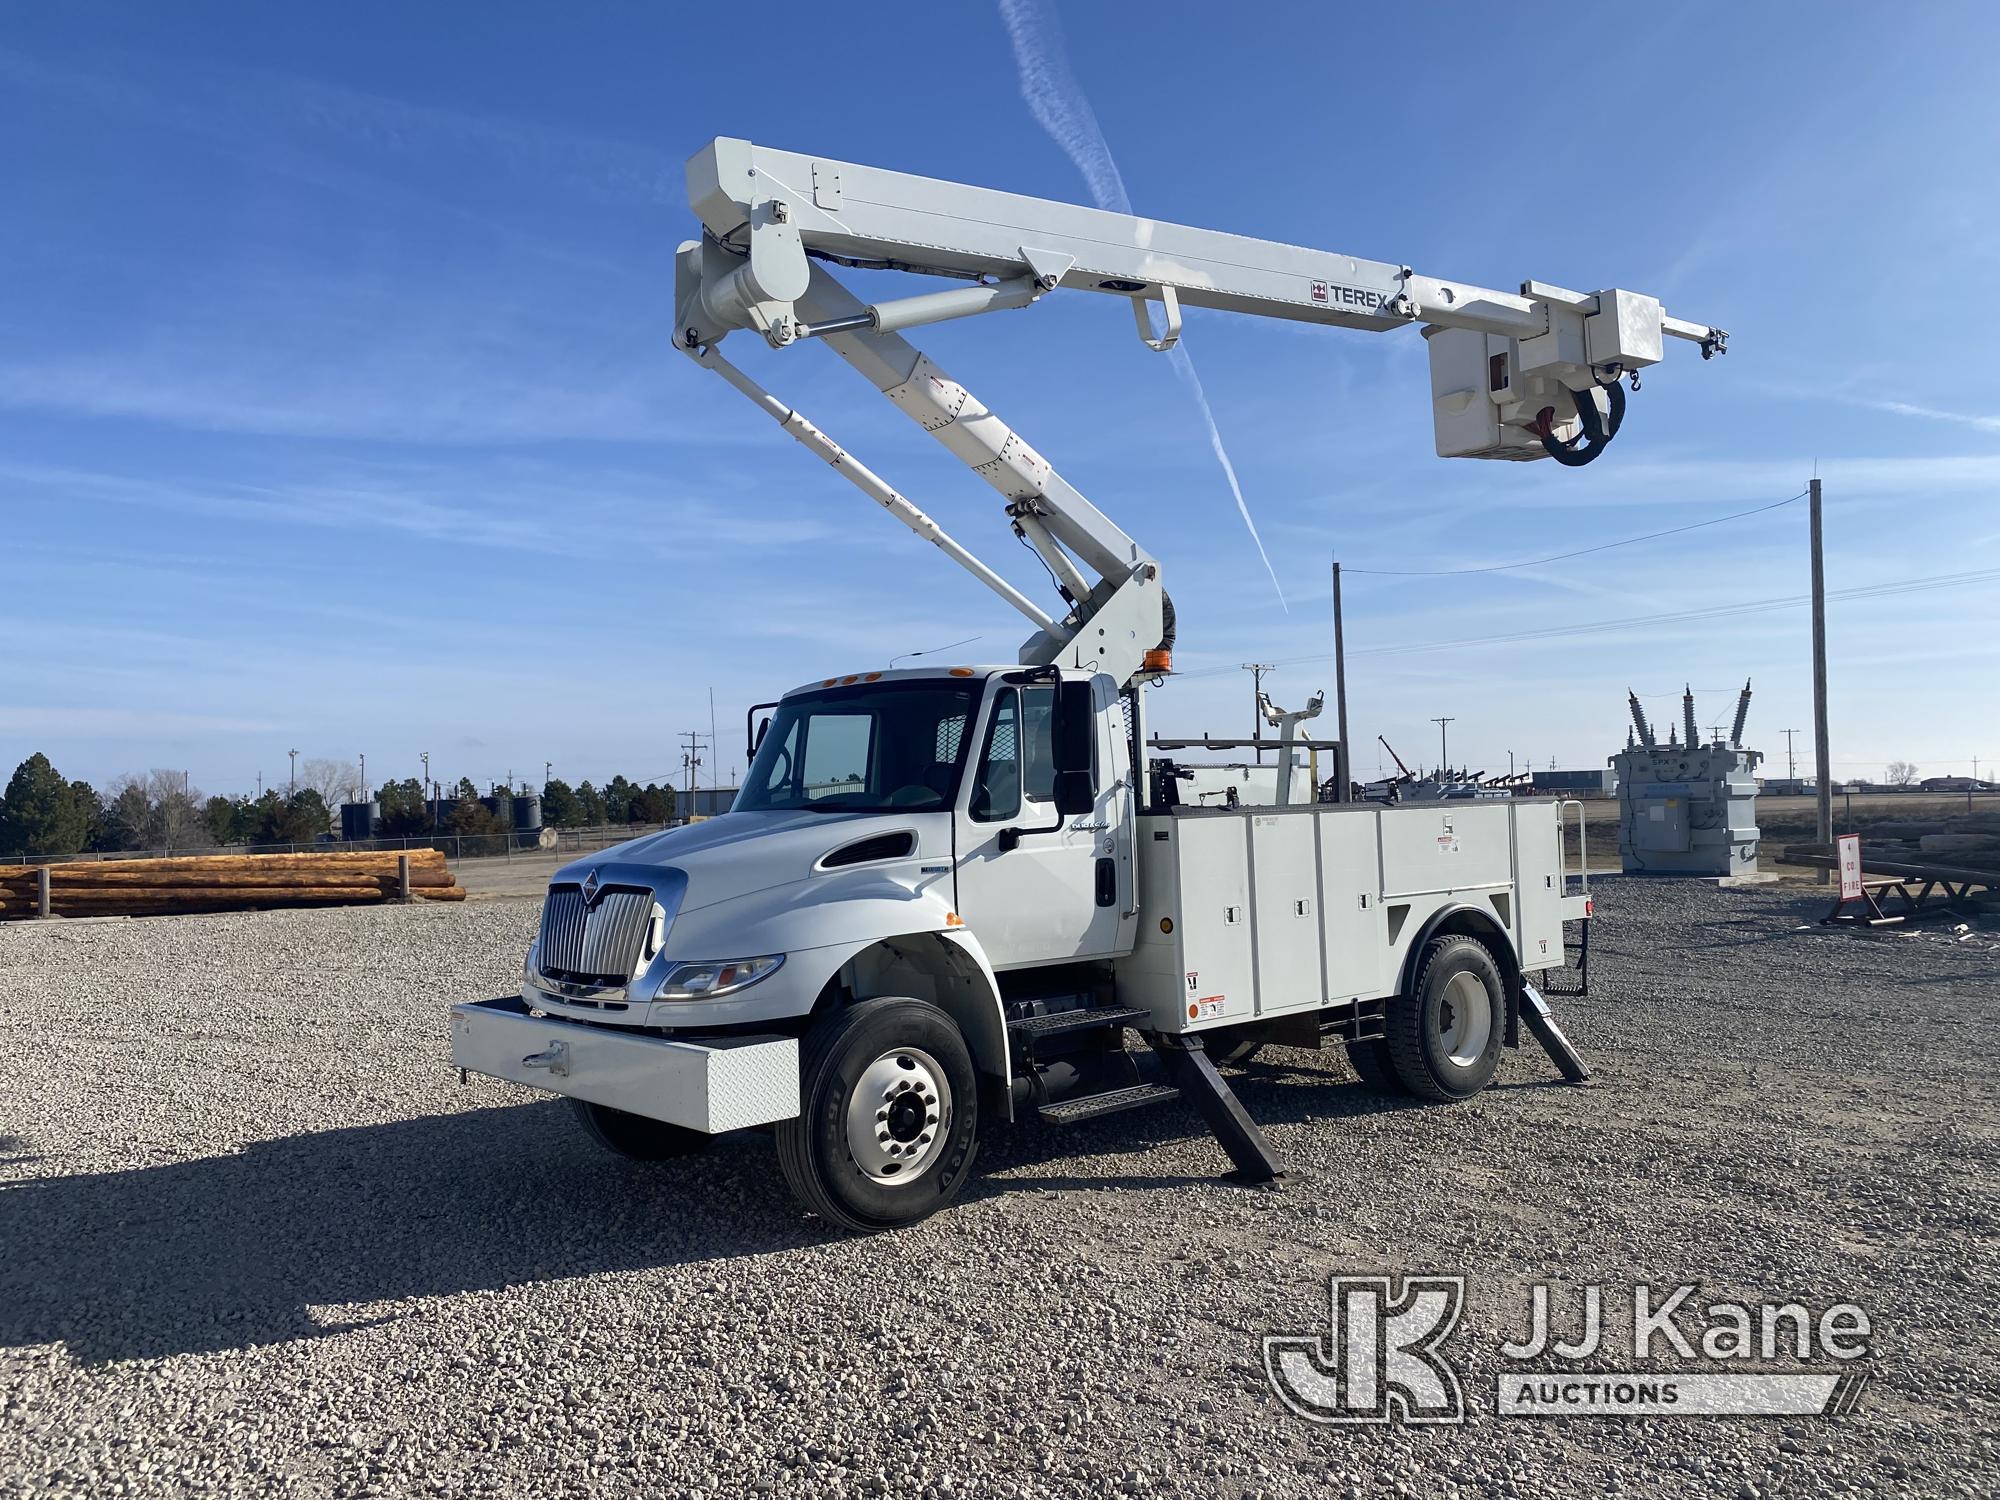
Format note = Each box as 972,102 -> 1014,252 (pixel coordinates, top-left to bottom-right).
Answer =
1006,1004 -> 1151,1041
1037,1082 -> 1180,1125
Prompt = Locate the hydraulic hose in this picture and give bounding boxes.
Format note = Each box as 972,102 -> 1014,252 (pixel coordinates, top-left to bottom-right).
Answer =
1536,380 -> 1627,467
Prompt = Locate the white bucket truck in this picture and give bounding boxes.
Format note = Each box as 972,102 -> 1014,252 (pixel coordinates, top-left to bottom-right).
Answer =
453,140 -> 1721,1231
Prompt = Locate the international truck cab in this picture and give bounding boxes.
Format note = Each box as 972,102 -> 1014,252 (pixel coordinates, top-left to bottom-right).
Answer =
452,137 -> 1713,1230
455,662 -> 1593,1230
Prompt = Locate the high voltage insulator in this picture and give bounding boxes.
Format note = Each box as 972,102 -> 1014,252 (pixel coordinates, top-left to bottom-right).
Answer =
1627,690 -> 1656,751
1730,679 -> 1753,748
1682,685 -> 1699,749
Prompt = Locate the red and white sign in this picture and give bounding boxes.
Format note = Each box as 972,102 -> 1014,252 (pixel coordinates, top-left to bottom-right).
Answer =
1836,834 -> 1863,900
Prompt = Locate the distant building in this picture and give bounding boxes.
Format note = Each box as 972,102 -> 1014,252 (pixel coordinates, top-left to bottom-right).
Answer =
1531,768 -> 1616,795
682,787 -> 740,818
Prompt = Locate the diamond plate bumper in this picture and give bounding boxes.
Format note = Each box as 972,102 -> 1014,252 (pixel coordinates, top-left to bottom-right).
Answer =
450,996 -> 799,1133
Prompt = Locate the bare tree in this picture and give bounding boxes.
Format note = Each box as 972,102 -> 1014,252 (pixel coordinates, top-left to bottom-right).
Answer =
146,769 -> 204,850
1885,760 -> 1919,787
301,757 -> 362,808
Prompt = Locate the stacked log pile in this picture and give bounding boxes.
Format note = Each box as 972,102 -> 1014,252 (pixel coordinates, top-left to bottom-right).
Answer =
0,850 -> 465,920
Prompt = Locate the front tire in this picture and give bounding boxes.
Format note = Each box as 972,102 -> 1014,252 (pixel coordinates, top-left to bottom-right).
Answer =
570,1099 -> 709,1160
1384,934 -> 1506,1101
776,996 -> 979,1233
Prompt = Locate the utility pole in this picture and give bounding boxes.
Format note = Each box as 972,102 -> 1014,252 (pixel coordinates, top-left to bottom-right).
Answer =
287,748 -> 298,798
422,752 -> 432,834
544,760 -> 553,790
1810,477 -> 1832,883
1507,750 -> 1516,779
1782,728 -> 1799,785
679,731 -> 709,811
1242,664 -> 1275,763
1331,561 -> 1350,802
1430,717 -> 1454,778
358,753 -> 366,803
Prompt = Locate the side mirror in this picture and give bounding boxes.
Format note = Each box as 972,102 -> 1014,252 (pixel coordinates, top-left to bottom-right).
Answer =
1052,679 -> 1096,816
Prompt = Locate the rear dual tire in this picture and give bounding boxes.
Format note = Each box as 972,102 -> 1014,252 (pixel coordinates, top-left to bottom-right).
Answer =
1383,934 -> 1506,1100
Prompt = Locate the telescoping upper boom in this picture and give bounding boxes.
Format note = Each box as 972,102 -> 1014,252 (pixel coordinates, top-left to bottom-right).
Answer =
670,138 -> 1724,685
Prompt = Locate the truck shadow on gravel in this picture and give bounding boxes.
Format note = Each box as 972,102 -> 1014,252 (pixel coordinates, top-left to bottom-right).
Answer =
0,1058 -> 1519,1366
0,1101 -> 819,1365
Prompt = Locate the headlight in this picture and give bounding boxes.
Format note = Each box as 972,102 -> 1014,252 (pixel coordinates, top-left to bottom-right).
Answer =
653,955 -> 785,1000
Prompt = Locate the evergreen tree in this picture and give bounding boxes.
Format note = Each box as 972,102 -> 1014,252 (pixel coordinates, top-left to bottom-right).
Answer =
0,754 -> 93,856
376,778 -> 432,837
575,780 -> 607,826
604,775 -> 634,824
541,778 -> 582,828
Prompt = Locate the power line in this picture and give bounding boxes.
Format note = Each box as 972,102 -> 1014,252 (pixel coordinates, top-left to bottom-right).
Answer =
1339,490 -> 1809,577
1171,565 -> 2000,676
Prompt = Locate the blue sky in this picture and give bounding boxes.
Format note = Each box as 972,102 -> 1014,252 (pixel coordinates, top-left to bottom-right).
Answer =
3,1 -> 1997,798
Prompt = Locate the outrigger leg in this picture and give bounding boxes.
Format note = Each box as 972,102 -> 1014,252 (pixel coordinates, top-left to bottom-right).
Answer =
1520,982 -> 1592,1084
1147,1033 -> 1288,1184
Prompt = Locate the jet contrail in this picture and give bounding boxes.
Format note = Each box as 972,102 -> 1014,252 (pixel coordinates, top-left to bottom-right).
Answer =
997,0 -> 1287,609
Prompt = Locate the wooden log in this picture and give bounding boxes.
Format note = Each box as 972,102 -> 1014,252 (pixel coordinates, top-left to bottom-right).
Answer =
42,866 -> 454,889
46,850 -> 447,878
50,885 -> 388,909
411,885 -> 467,902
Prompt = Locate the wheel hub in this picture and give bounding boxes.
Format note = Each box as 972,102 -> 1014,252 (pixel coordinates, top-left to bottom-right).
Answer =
844,1047 -> 951,1185
1436,971 -> 1493,1068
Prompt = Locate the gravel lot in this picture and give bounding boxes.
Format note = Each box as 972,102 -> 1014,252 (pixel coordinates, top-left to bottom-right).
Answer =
2,879 -> 1995,1498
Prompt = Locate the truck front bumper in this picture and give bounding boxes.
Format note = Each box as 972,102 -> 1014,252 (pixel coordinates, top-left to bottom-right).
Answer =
450,996 -> 800,1133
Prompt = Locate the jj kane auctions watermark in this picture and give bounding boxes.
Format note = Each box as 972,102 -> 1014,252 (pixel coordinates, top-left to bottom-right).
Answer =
1264,1277 -> 1873,1424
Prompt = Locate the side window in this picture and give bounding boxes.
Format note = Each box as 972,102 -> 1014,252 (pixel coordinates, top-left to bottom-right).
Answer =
753,714 -> 803,800
1020,685 -> 1056,803
801,713 -> 873,800
969,690 -> 1021,822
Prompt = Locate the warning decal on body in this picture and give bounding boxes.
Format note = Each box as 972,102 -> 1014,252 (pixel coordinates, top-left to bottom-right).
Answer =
1188,995 -> 1227,1021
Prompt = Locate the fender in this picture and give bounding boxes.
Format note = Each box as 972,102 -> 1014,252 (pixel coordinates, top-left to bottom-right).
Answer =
1395,902 -> 1525,1048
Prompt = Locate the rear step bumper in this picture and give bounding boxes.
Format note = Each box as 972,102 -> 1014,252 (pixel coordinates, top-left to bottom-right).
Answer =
450,996 -> 799,1133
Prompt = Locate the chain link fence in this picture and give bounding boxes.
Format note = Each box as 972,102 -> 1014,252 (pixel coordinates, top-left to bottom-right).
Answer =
5,823 -> 676,868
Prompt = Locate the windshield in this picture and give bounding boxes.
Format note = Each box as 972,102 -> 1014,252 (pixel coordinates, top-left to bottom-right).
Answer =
736,680 -> 983,814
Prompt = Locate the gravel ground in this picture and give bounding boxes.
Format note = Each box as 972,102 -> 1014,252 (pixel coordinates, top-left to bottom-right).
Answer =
2,879 -> 1995,1498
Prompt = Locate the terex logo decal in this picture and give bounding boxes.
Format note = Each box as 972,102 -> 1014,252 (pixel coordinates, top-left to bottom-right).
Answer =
1309,280 -> 1388,311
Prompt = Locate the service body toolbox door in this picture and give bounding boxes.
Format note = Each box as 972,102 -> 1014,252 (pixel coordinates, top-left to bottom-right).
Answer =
1315,805 -> 1386,1002
1248,813 -> 1321,1017
1510,800 -> 1565,972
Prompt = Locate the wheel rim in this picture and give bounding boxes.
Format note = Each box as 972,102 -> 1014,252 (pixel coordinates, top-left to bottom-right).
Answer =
1436,971 -> 1493,1067
844,1045 -> 951,1185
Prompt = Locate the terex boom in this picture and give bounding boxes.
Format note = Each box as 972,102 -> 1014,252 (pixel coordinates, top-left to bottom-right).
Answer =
451,139 -> 1721,1231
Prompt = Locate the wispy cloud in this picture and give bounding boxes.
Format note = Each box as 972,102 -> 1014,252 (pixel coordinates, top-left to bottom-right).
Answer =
997,0 -> 1285,608
0,706 -> 280,738
0,458 -> 848,559
1841,398 -> 2000,435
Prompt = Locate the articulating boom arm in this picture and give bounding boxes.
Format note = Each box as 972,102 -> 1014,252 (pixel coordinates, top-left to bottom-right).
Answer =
672,137 -> 1724,686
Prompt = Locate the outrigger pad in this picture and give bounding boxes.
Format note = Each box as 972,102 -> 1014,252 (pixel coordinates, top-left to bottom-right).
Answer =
1147,1033 -> 1288,1184
1519,983 -> 1592,1085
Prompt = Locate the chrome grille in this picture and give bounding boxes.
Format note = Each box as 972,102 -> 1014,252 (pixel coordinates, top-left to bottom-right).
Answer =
538,883 -> 654,982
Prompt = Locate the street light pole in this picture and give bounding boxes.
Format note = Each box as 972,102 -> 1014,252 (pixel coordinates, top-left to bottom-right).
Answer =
287,748 -> 298,798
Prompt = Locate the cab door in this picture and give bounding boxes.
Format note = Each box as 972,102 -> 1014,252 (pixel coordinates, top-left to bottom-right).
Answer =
952,676 -> 1129,970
